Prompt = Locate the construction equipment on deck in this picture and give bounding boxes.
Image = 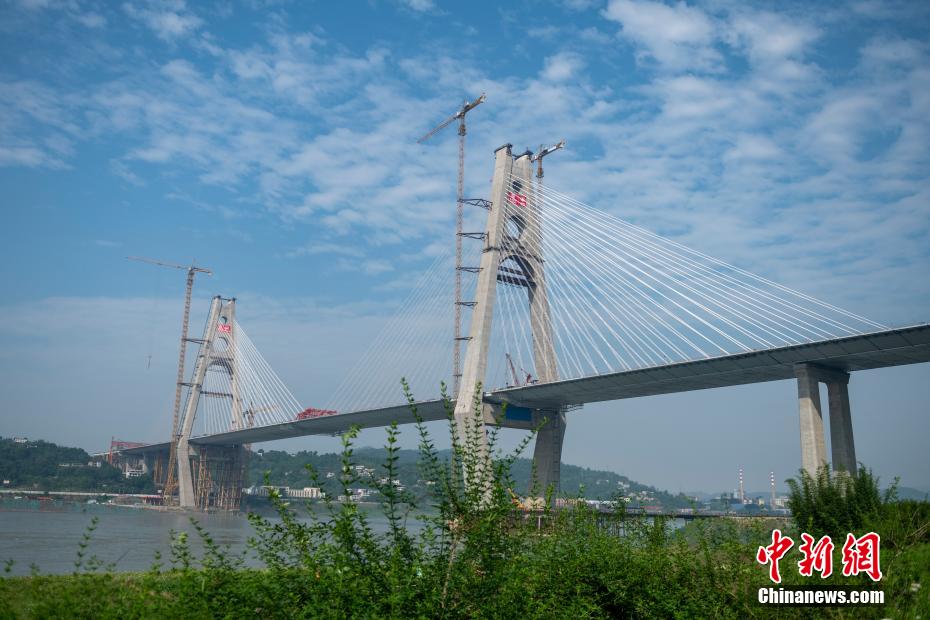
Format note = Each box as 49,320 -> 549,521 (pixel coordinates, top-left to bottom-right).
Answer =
505,353 -> 521,387
504,353 -> 535,387
295,407 -> 338,421
107,438 -> 148,464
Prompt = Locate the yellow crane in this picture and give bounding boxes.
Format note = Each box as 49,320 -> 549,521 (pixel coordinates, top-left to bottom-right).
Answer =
418,93 -> 486,395
532,140 -> 565,181
127,255 -> 212,503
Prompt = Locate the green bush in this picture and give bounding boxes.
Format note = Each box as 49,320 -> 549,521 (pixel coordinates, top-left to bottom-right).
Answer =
785,464 -> 892,539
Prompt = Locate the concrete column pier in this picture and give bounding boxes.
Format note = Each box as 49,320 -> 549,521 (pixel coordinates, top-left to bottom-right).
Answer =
532,409 -> 565,494
795,365 -> 827,477
795,364 -> 858,478
827,374 -> 857,473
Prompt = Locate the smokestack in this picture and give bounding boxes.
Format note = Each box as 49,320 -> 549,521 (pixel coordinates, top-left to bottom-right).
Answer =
738,467 -> 745,503
770,471 -> 776,509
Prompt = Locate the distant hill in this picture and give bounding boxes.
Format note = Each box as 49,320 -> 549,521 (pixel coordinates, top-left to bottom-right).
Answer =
896,486 -> 930,501
248,446 -> 695,509
0,437 -> 154,494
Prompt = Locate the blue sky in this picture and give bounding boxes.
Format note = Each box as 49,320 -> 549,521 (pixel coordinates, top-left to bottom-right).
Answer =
1,0 -> 928,494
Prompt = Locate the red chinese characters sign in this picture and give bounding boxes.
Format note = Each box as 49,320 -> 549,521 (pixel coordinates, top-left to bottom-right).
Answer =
841,532 -> 882,581
798,533 -> 834,578
757,529 -> 882,583
756,529 -> 794,583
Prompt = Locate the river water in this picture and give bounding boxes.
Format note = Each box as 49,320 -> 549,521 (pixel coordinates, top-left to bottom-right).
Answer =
0,498 -> 403,576
1,498 -> 689,577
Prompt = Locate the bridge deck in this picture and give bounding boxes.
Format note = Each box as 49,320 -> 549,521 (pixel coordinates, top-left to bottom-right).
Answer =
119,400 -> 451,454
488,323 -> 930,409
120,324 -> 930,454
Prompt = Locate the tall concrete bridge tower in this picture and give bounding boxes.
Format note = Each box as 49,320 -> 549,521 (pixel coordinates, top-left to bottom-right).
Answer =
454,144 -> 566,493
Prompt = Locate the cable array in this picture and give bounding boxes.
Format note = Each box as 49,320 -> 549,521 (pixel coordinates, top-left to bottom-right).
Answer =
186,321 -> 304,437
311,173 -> 886,416
493,172 -> 884,384
323,248 -> 478,413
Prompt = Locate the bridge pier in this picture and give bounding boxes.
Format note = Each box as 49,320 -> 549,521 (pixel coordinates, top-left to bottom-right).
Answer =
795,366 -> 826,477
532,409 -> 565,493
794,364 -> 856,477
827,376 -> 857,473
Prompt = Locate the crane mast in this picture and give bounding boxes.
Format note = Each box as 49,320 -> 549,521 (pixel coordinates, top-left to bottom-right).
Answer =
126,256 -> 212,504
532,139 -> 565,180
417,93 -> 486,395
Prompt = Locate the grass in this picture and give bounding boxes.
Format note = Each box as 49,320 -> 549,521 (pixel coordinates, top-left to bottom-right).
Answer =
1,382 -> 928,619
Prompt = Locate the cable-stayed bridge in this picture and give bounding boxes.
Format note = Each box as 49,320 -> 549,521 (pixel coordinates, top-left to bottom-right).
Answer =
115,144 -> 930,510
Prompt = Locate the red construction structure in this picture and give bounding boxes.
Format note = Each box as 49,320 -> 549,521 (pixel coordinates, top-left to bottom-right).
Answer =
108,438 -> 149,464
295,407 -> 338,421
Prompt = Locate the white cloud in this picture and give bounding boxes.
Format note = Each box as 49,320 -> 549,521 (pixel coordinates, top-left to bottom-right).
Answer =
287,243 -> 364,259
360,259 -> 395,275
527,25 -> 560,40
723,134 -> 781,162
727,12 -> 819,64
578,26 -> 612,45
0,79 -> 82,168
0,145 -> 53,167
401,0 -> 435,12
16,0 -> 52,9
859,36 -> 927,70
563,0 -> 599,9
803,94 -> 881,163
603,0 -> 720,71
542,52 -> 585,82
123,0 -> 202,40
75,11 -> 107,28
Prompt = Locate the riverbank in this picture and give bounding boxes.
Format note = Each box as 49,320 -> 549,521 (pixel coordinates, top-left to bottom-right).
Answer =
1,506 -> 927,619
3,427 -> 927,617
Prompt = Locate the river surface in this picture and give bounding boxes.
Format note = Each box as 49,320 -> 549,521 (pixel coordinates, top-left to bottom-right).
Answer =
0,498 -> 690,577
0,498 -> 408,576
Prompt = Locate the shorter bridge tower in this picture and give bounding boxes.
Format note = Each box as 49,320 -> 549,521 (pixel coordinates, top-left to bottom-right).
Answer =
176,296 -> 247,510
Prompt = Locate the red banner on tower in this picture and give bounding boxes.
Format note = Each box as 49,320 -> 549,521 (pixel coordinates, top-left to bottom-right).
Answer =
507,191 -> 527,207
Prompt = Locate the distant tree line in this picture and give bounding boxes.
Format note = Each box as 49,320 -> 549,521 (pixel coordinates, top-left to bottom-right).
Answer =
247,446 -> 694,509
0,437 -> 154,494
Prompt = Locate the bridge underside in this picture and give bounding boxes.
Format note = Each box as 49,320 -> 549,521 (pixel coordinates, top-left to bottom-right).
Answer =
119,324 -> 930,457
487,323 -> 930,410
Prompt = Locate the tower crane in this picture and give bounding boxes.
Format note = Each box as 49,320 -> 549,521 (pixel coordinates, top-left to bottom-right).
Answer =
417,93 -> 486,395
532,140 -> 565,181
126,255 -> 212,503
